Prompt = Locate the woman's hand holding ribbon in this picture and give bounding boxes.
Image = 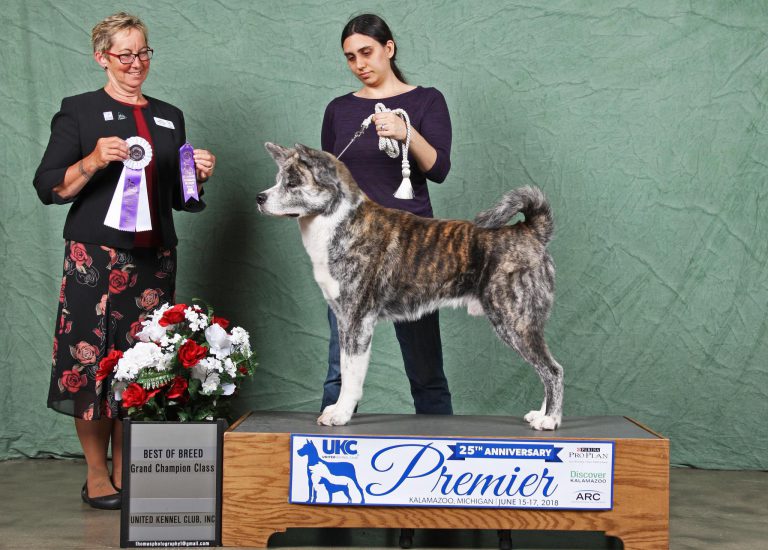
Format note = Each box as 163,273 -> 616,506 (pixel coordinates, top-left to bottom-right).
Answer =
193,149 -> 216,182
87,137 -> 129,170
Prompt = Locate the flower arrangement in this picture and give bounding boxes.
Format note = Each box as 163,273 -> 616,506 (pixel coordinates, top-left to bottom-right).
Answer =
96,302 -> 257,421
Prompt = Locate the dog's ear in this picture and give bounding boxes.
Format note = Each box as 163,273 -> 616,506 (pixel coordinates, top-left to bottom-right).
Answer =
265,142 -> 292,164
294,143 -> 339,189
294,143 -> 316,165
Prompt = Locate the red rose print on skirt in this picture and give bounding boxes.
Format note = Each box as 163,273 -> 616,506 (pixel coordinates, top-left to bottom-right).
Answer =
137,288 -> 162,311
69,242 -> 92,272
59,367 -> 87,393
71,341 -> 99,365
109,269 -> 130,294
59,276 -> 67,304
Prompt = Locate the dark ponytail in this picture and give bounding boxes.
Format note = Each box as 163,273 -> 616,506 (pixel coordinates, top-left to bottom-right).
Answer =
341,14 -> 407,84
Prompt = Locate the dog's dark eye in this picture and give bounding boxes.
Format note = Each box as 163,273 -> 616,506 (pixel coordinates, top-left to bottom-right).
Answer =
285,179 -> 300,189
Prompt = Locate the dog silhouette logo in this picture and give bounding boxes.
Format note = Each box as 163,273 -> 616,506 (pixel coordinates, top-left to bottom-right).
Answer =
296,439 -> 365,504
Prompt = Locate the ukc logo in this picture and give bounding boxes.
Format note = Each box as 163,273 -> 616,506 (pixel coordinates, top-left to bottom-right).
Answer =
296,439 -> 365,504
322,439 -> 358,455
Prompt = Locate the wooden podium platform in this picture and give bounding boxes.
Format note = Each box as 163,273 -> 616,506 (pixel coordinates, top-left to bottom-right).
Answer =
221,412 -> 669,549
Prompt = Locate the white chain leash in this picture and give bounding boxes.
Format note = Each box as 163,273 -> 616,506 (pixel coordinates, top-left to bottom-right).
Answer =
336,102 -> 413,199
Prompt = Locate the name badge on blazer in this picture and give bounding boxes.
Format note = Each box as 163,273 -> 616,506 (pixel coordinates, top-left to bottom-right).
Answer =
154,117 -> 175,129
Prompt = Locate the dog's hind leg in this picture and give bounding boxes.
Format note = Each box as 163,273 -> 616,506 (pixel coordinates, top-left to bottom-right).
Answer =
485,277 -> 563,430
494,320 -> 563,430
317,314 -> 376,426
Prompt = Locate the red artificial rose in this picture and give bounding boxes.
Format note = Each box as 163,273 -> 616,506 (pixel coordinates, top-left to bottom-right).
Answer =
69,242 -> 92,269
178,339 -> 208,368
96,350 -> 123,381
121,383 -> 145,408
166,376 -> 189,399
121,383 -> 160,408
72,341 -> 99,365
159,303 -> 187,327
212,316 -> 230,329
109,269 -> 130,294
60,369 -> 88,393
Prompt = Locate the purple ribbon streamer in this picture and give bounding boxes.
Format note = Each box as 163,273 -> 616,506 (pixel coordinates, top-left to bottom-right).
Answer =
179,142 -> 199,202
119,168 -> 142,231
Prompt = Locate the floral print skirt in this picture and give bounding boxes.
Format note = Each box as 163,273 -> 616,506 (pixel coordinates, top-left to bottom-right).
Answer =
47,241 -> 176,420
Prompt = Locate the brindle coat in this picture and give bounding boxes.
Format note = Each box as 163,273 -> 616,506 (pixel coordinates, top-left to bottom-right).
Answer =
257,143 -> 563,430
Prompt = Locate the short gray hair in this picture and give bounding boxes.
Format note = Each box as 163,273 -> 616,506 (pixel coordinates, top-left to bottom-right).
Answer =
91,12 -> 148,53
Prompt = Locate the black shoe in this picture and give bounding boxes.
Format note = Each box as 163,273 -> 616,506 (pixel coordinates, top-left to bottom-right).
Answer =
81,482 -> 121,510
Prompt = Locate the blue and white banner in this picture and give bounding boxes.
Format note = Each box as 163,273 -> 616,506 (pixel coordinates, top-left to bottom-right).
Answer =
289,435 -> 614,510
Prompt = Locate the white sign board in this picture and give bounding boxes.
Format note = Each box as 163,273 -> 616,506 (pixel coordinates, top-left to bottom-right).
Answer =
290,435 -> 614,510
121,420 -> 224,547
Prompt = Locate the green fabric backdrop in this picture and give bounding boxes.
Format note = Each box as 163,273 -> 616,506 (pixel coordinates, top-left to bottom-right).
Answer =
1,1 -> 766,469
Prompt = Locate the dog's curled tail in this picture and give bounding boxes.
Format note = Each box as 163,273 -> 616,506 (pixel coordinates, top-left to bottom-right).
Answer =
474,186 -> 553,245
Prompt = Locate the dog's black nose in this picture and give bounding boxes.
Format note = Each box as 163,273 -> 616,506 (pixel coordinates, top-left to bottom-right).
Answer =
256,193 -> 267,205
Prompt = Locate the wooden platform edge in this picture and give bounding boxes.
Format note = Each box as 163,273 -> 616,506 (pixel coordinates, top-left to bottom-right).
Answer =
221,416 -> 670,550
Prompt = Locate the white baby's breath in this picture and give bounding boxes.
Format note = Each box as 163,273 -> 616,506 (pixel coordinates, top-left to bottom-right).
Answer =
185,306 -> 209,332
201,372 -> 221,395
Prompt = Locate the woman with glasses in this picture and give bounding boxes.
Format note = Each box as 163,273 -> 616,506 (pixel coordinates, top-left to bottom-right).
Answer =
320,14 -> 454,417
33,12 -> 215,510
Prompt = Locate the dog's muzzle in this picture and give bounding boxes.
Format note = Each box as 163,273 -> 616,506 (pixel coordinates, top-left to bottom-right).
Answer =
256,193 -> 268,205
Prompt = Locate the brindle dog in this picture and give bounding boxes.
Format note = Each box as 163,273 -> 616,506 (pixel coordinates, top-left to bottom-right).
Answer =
257,143 -> 564,430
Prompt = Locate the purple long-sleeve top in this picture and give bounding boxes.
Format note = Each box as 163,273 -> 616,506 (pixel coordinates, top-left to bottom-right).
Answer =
321,86 -> 452,218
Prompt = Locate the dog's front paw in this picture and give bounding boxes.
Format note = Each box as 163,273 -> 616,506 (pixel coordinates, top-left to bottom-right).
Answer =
528,414 -> 561,431
317,404 -> 353,426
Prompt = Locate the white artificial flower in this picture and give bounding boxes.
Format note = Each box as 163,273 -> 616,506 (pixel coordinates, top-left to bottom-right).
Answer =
191,363 -> 207,382
137,319 -> 168,343
201,372 -> 221,395
205,324 -> 232,359
185,307 -> 209,332
223,358 -> 237,378
230,326 -> 252,357
154,303 -> 172,318
230,326 -> 249,345
113,342 -> 163,381
157,351 -> 174,371
221,383 -> 236,396
198,356 -> 223,374
159,332 -> 182,350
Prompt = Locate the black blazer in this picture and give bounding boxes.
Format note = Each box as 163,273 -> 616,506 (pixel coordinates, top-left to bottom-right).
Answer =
34,89 -> 205,249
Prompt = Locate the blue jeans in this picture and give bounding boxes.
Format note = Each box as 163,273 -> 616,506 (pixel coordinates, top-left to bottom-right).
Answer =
322,307 -> 453,415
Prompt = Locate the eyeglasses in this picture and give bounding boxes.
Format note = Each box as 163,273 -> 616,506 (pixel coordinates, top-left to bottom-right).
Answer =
105,48 -> 153,64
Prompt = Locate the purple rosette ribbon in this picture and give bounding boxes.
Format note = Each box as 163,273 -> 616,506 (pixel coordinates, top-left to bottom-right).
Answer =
179,142 -> 199,202
104,136 -> 153,232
